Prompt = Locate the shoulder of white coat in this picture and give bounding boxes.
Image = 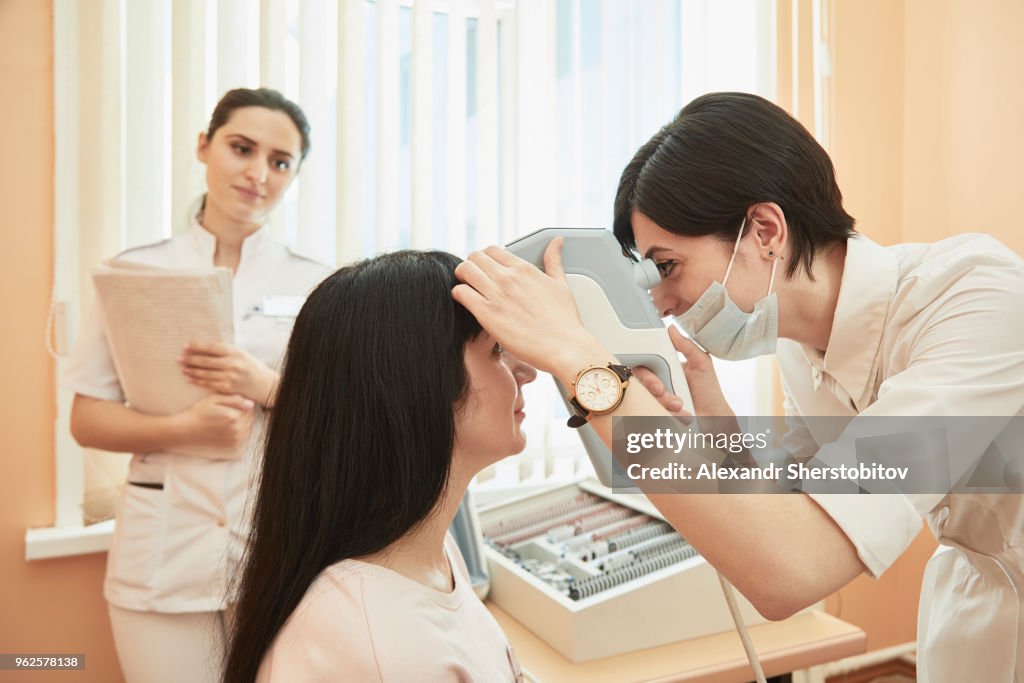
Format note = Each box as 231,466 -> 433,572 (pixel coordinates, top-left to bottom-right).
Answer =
889,234 -> 1024,341
114,235 -> 177,263
897,233 -> 1024,286
283,244 -> 335,277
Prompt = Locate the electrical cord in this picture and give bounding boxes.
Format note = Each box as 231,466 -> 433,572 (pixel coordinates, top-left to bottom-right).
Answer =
718,572 -> 767,683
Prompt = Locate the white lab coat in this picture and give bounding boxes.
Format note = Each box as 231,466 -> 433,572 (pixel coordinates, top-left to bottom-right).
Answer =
776,232 -> 1024,682
63,216 -> 332,613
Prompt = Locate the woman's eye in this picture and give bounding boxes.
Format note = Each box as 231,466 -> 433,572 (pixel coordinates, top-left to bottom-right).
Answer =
273,159 -> 290,172
232,144 -> 251,155
656,260 -> 677,276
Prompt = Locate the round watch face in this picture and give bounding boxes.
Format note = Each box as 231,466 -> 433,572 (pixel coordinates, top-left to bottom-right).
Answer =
575,367 -> 623,412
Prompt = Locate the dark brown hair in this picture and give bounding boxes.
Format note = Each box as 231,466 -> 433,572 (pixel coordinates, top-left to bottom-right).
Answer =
613,92 -> 855,279
207,88 -> 311,162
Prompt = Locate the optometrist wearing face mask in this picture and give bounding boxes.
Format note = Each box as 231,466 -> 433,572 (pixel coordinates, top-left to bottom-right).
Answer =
454,92 -> 1024,683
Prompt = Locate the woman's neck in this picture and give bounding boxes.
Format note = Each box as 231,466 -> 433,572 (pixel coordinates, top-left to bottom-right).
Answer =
200,198 -> 261,272
359,468 -> 473,593
778,242 -> 847,354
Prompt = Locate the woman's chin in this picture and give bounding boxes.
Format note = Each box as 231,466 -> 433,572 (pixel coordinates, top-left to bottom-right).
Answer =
494,434 -> 529,461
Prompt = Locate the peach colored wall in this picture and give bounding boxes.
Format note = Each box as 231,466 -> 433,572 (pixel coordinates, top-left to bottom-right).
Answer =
902,0 -> 1024,256
830,0 -> 906,247
0,1 -> 123,681
822,0 -> 1024,654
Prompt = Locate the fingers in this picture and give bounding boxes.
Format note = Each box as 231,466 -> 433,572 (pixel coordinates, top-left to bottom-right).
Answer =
451,283 -> 489,315
542,237 -> 566,281
454,259 -> 499,300
189,379 -> 228,393
668,326 -> 697,355
631,366 -> 665,397
668,327 -> 711,365
670,327 -> 719,383
214,394 -> 254,411
188,374 -> 234,395
183,342 -> 231,357
471,243 -> 557,280
481,245 -> 521,268
460,239 -> 566,302
179,354 -> 227,370
182,367 -> 225,382
633,366 -> 686,414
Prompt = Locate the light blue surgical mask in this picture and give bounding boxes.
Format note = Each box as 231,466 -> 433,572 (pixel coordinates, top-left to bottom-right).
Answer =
673,218 -> 779,360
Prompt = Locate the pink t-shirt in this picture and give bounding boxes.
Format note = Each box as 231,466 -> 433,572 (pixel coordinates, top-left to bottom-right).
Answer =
257,534 -> 522,682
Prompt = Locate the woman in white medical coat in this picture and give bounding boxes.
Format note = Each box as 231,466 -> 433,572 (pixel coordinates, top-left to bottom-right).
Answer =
454,93 -> 1024,682
64,88 -> 331,683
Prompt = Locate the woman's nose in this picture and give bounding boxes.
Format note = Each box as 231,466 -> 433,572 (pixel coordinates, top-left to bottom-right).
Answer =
512,357 -> 538,385
650,282 -> 675,318
246,157 -> 269,184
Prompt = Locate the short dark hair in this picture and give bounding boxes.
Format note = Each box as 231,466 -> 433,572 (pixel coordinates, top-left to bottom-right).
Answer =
207,87 -> 312,162
223,251 -> 482,683
613,92 -> 855,279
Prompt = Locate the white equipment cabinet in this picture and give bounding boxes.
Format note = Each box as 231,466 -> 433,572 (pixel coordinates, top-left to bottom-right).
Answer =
478,479 -> 769,663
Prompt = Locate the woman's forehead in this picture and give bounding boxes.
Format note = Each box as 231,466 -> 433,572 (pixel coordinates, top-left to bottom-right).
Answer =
217,107 -> 302,156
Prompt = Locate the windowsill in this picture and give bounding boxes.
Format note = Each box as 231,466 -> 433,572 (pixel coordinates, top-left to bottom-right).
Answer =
21,470 -> 586,561
24,519 -> 113,561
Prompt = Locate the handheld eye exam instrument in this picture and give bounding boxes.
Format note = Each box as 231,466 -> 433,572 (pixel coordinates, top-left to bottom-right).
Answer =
505,227 -> 768,683
505,227 -> 694,485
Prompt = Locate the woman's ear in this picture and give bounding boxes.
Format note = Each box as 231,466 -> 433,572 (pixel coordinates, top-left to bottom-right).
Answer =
196,131 -> 210,164
749,202 -> 787,259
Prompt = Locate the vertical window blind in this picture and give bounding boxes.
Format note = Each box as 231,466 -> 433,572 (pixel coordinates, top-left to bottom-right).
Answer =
53,0 -> 775,524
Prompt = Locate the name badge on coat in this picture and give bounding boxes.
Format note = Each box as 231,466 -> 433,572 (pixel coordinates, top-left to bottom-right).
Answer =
260,295 -> 304,317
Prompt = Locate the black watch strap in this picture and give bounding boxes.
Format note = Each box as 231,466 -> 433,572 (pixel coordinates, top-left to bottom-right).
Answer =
608,364 -> 632,382
567,397 -> 589,428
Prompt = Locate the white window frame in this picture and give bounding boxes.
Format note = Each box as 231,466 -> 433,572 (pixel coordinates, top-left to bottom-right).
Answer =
30,0 -> 784,559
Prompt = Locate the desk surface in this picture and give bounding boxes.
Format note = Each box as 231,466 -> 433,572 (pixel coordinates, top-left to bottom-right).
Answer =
487,603 -> 866,683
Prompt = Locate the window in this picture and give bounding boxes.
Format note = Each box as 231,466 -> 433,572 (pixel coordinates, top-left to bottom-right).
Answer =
38,0 -> 778,554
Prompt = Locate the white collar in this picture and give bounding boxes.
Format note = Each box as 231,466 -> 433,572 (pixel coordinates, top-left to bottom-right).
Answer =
187,211 -> 269,266
801,233 -> 899,410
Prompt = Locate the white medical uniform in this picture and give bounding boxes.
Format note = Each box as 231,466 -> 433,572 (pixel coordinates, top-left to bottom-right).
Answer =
776,232 -> 1024,682
63,216 -> 332,614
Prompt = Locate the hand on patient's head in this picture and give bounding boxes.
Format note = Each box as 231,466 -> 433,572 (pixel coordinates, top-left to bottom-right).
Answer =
452,239 -> 602,376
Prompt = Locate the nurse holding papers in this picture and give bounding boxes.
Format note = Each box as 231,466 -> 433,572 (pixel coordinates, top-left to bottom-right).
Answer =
64,89 -> 330,683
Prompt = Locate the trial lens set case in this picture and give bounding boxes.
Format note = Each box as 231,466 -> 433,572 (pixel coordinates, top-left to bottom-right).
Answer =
451,480 -> 767,663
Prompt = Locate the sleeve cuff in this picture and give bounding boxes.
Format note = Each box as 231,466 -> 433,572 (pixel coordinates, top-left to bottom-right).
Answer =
806,492 -> 924,578
60,379 -> 124,403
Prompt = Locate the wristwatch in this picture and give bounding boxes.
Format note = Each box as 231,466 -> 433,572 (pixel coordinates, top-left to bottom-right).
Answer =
566,363 -> 632,428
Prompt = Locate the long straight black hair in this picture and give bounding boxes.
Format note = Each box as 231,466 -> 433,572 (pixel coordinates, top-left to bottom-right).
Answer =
223,251 -> 482,683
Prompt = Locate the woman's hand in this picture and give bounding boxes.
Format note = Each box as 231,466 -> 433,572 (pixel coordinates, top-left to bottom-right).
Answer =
664,327 -> 733,417
175,393 -> 255,450
453,239 -> 609,376
631,366 -> 692,418
178,342 -> 279,407
606,326 -> 732,419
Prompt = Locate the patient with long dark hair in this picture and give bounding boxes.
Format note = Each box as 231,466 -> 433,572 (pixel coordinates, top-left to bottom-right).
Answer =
224,251 -> 535,682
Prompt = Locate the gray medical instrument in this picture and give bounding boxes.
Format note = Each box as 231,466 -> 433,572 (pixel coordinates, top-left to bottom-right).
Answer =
506,227 -> 695,486
449,489 -> 491,599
